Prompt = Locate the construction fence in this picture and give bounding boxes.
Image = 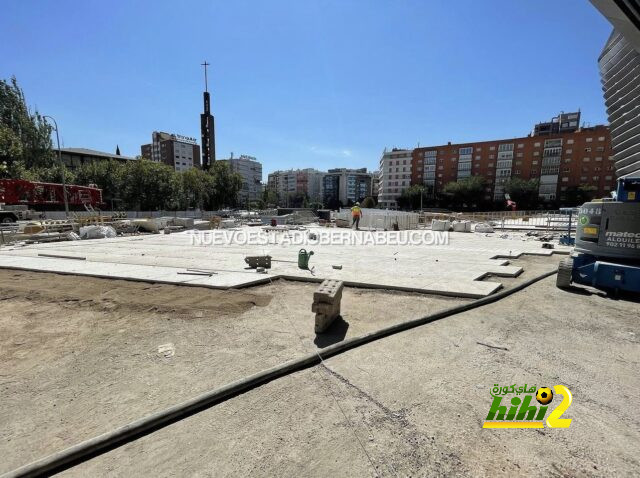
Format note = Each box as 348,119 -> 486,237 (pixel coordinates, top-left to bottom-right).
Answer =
419,209 -> 579,232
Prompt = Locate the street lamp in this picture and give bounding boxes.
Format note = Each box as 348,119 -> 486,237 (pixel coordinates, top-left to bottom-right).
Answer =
43,115 -> 69,218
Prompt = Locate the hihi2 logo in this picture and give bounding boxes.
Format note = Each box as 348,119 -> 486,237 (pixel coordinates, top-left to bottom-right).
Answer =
482,384 -> 573,429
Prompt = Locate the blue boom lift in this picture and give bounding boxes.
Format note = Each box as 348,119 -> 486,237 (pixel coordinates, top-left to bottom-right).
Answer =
556,176 -> 640,294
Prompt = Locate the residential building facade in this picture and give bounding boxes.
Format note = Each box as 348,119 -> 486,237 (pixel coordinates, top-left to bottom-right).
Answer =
378,149 -> 413,209
140,131 -> 201,172
322,168 -> 373,206
371,171 -> 380,199
220,154 -> 263,203
405,114 -> 615,204
267,168 -> 324,203
595,26 -> 640,178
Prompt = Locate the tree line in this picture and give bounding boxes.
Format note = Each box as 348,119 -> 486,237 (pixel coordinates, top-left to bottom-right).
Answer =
396,175 -> 598,211
1,76 -> 243,210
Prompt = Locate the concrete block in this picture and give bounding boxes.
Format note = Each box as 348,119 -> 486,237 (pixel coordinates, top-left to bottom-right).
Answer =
313,279 -> 344,303
312,301 -> 340,315
314,279 -> 344,333
169,217 -> 195,228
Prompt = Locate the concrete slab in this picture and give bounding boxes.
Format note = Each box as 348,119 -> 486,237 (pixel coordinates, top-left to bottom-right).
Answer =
0,228 -> 570,298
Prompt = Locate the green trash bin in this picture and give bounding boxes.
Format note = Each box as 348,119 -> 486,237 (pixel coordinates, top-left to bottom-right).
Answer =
298,249 -> 314,269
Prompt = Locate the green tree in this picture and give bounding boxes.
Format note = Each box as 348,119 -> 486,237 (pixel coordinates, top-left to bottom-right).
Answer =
361,196 -> 376,208
284,191 -> 307,208
75,160 -> 126,208
262,188 -> 278,207
207,161 -> 243,209
181,167 -> 214,209
0,76 -> 54,170
563,184 -> 598,206
36,164 -> 76,186
397,185 -> 433,210
503,177 -> 540,210
441,176 -> 486,210
119,159 -> 182,210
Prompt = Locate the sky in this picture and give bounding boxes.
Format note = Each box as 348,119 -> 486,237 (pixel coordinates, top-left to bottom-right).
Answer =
1,0 -> 613,178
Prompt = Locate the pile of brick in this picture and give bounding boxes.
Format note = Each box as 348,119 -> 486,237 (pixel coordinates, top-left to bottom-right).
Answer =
312,279 -> 344,333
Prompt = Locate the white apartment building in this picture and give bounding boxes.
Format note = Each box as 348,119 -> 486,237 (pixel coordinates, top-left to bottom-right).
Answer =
267,168 -> 324,203
378,148 -> 413,209
221,154 -> 263,203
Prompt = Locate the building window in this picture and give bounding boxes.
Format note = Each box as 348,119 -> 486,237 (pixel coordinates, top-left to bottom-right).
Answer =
534,142 -> 541,147
459,147 -> 473,155
598,136 -> 605,141
593,176 -> 600,181
514,170 -> 521,175
562,177 -> 569,182
533,151 -> 539,156
583,157 -> 590,162
595,157 -> 602,162
586,137 -> 593,142
489,154 -> 494,159
475,147 -> 481,152
596,146 -> 605,152
498,143 -> 514,152
585,147 -> 591,152
489,146 -> 495,151
566,149 -> 572,154
567,139 -> 574,144
516,152 -> 523,158
531,170 -> 538,175
475,155 -> 481,160
517,143 -> 524,149
532,160 -> 538,165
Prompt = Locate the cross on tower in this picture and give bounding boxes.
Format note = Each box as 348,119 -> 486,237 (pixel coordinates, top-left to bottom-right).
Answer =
201,61 -> 210,92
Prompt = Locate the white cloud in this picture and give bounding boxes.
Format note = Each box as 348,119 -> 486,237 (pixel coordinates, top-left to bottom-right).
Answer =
310,145 -> 354,158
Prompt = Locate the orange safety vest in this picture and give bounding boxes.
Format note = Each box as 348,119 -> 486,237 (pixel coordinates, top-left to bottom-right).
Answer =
351,206 -> 361,217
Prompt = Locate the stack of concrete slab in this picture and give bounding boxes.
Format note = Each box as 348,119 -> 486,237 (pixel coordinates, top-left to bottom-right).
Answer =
333,209 -> 419,230
452,221 -> 472,232
432,219 -> 451,231
312,279 -> 344,333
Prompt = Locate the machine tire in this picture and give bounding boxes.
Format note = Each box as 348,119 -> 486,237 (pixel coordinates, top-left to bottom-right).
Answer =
556,257 -> 573,289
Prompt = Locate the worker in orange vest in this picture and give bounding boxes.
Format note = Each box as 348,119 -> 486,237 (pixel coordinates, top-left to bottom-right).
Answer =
351,202 -> 362,230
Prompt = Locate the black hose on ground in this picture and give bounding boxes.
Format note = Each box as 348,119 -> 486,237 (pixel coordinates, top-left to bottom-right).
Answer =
2,269 -> 557,478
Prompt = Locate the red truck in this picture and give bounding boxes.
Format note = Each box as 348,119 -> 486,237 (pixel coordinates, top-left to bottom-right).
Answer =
0,179 -> 104,221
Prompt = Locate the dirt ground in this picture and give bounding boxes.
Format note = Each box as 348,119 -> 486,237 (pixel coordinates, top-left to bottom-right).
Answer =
1,255 -> 639,477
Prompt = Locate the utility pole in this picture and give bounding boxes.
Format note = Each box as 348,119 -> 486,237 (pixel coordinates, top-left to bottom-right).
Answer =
43,115 -> 69,218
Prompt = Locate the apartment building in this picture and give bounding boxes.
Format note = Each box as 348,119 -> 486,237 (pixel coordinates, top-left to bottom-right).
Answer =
322,168 -> 373,206
378,149 -> 413,209
140,131 -> 201,172
371,171 -> 380,199
407,114 -> 615,203
597,29 -> 640,178
267,168 -> 324,203
219,153 -> 263,203
297,169 -> 325,203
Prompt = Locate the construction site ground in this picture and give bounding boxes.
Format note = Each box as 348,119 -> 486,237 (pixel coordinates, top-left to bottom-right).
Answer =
1,254 -> 638,477
0,227 -> 573,298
